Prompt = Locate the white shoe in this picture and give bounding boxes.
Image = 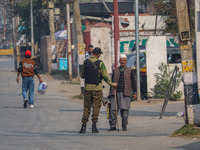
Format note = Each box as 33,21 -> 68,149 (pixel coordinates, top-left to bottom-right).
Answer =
29,105 -> 34,108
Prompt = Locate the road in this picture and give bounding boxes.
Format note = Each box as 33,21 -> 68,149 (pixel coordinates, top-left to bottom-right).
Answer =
0,56 -> 199,150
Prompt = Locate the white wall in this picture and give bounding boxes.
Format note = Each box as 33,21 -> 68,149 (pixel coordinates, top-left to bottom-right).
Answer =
146,36 -> 184,99
146,36 -> 167,95
91,27 -> 112,74
112,16 -> 167,31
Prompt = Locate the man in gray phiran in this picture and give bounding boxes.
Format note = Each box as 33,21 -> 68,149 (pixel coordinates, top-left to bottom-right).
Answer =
108,54 -> 137,131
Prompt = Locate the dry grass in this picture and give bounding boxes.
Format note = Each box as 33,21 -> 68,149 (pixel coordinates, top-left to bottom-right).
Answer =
171,124 -> 200,139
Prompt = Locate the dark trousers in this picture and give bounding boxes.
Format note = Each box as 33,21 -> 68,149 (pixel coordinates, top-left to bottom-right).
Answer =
109,109 -> 129,128
81,90 -> 103,124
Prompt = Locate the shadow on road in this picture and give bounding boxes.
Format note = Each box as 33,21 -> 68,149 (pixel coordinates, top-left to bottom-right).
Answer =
2,106 -> 23,109
59,109 -> 82,112
100,110 -> 177,117
173,141 -> 200,150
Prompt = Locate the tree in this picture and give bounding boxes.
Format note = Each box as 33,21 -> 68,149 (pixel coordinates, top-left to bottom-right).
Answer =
140,0 -> 194,39
12,0 -> 66,45
154,0 -> 194,39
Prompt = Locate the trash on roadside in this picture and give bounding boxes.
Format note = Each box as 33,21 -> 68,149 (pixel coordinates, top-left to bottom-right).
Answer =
176,112 -> 184,117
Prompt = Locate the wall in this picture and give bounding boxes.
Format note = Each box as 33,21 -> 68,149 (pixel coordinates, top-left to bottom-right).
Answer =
40,35 -> 79,77
40,36 -> 68,72
112,16 -> 167,31
146,36 -> 167,95
56,40 -> 66,63
119,34 -> 179,53
40,36 -> 52,72
91,26 -> 112,74
146,36 -> 184,99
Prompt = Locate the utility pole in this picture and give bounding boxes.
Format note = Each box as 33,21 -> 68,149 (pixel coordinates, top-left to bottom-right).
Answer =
195,0 -> 200,96
73,0 -> 85,94
11,0 -> 15,48
30,0 -> 34,56
175,0 -> 199,124
3,0 -> 7,40
11,0 -> 17,70
113,0 -> 119,68
135,0 -> 141,100
48,0 -> 56,71
66,2 -> 72,82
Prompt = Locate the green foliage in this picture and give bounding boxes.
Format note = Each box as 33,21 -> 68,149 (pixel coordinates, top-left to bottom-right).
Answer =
12,0 -> 66,45
151,62 -> 182,101
153,0 -> 178,34
13,0 -> 49,44
153,0 -> 195,39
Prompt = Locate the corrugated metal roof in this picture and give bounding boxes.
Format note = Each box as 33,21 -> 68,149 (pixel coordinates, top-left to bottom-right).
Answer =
80,2 -> 147,17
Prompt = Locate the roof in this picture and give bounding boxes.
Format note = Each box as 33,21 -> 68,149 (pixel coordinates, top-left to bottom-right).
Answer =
80,2 -> 147,18
93,22 -> 112,28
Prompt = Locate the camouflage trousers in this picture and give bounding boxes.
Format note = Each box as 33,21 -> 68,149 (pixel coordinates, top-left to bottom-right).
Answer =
81,90 -> 103,124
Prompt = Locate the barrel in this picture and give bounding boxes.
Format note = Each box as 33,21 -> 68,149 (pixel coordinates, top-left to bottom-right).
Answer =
38,82 -> 48,95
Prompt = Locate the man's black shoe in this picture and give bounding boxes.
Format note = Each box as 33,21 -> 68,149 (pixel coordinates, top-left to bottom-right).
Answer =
122,127 -> 127,131
108,127 -> 116,131
79,123 -> 86,134
92,123 -> 99,133
24,100 -> 28,108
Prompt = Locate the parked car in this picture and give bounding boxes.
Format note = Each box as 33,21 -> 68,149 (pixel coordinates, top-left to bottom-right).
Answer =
126,46 -> 181,100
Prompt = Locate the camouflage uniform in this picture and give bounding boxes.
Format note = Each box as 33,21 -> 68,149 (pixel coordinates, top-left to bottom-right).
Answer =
81,56 -> 113,124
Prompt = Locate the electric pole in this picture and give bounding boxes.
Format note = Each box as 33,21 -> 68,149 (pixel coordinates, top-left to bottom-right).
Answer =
11,0 -> 15,48
175,0 -> 200,124
113,0 -> 119,68
195,0 -> 200,97
48,0 -> 56,72
3,0 -> 7,40
30,0 -> 34,56
73,0 -> 85,94
66,2 -> 72,82
135,0 -> 141,100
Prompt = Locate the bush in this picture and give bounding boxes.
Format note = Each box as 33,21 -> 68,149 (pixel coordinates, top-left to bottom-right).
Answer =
151,62 -> 182,101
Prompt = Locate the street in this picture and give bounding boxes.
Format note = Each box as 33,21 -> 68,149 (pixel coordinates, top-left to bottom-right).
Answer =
0,56 -> 199,150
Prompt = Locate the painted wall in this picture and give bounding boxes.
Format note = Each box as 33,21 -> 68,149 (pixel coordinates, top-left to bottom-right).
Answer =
119,35 -> 179,53
146,36 -> 167,95
146,36 -> 184,99
91,26 -> 112,74
112,16 -> 167,31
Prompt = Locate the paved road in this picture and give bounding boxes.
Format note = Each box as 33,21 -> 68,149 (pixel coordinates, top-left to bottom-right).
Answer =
0,56 -> 199,150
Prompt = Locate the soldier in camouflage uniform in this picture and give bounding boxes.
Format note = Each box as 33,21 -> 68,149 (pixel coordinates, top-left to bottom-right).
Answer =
79,47 -> 117,134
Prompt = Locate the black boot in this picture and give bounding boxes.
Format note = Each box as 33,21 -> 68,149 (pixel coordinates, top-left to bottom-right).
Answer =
108,127 -> 116,131
79,123 -> 86,134
122,126 -> 127,131
92,123 -> 99,133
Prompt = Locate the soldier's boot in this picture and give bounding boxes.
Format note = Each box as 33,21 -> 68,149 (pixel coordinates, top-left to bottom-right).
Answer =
92,123 -> 99,133
79,123 -> 86,134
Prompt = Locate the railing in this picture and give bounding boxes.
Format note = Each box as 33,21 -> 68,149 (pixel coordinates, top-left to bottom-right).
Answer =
0,49 -> 14,55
